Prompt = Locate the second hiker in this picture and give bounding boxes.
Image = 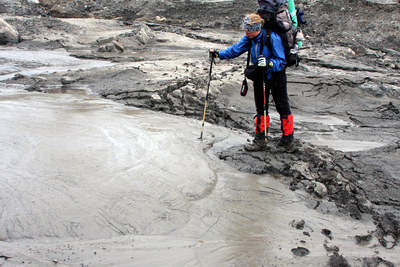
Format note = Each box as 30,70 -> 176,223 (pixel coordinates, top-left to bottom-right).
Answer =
209,13 -> 294,151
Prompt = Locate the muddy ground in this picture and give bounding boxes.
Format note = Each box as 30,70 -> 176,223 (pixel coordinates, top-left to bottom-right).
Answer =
1,0 -> 400,265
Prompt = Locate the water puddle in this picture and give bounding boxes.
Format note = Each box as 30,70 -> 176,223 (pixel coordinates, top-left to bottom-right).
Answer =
0,47 -> 115,81
297,115 -> 353,126
306,139 -> 385,152
293,114 -> 386,151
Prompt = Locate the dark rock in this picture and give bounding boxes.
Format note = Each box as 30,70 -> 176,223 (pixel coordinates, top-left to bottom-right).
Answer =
25,84 -> 42,92
355,234 -> 373,245
322,228 -> 332,238
327,252 -> 350,267
362,257 -> 395,267
290,219 -> 305,230
324,242 -> 339,253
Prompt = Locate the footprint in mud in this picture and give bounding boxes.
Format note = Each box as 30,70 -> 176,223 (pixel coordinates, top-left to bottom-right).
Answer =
291,246 -> 310,257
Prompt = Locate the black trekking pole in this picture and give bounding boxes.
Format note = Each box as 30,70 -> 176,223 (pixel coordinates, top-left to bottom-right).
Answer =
261,62 -> 268,151
199,54 -> 215,140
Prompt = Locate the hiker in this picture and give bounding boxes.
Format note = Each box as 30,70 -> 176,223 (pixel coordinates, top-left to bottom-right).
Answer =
209,13 -> 294,151
287,0 -> 305,47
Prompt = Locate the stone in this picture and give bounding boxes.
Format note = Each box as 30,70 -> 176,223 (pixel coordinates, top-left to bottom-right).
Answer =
314,182 -> 328,197
172,89 -> 182,99
98,43 -> 117,52
358,82 -> 385,97
135,24 -> 155,45
96,36 -> 117,45
112,40 -> 124,53
61,76 -> 74,85
0,18 -> 19,44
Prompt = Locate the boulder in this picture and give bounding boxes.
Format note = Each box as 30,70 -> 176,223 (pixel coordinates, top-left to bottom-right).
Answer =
134,23 -> 155,45
0,18 -> 19,44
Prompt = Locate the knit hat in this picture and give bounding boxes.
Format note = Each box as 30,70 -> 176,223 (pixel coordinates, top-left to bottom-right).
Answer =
242,15 -> 262,32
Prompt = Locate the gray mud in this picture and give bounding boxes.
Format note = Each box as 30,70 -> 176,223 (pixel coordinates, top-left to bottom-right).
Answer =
1,0 -> 400,265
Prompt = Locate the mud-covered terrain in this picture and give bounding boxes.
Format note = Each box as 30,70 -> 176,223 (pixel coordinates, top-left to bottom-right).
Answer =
1,0 -> 400,266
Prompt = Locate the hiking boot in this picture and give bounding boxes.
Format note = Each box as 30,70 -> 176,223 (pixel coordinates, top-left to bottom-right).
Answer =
244,133 -> 266,152
277,134 -> 294,147
244,139 -> 266,152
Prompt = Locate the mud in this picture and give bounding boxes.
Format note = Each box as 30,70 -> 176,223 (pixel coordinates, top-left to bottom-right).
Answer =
1,0 -> 400,265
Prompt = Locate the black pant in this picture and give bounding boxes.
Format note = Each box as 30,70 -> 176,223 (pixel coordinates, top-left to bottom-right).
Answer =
253,70 -> 291,117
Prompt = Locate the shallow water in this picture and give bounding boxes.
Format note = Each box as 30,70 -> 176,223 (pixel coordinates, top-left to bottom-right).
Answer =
0,47 -> 115,81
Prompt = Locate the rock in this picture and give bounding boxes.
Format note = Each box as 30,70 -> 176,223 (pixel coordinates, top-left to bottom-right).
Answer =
61,76 -> 80,85
155,16 -> 166,22
355,234 -> 373,245
327,253 -> 350,267
25,84 -> 42,92
0,18 -> 19,44
381,85 -> 400,98
290,219 -> 305,230
32,76 -> 47,83
134,23 -> 155,45
324,242 -> 339,253
172,89 -> 182,99
12,73 -> 26,80
181,83 -> 196,95
151,94 -> 161,103
112,40 -> 124,53
321,228 -> 332,239
314,182 -> 328,198
98,43 -> 118,53
96,36 -> 117,45
166,94 -> 182,108
359,82 -> 386,97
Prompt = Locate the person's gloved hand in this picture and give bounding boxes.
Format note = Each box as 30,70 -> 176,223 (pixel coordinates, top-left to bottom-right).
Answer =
258,55 -> 273,68
209,49 -> 219,60
258,55 -> 267,67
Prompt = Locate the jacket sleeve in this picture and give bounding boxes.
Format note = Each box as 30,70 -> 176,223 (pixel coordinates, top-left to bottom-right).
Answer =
268,33 -> 286,72
288,0 -> 298,28
218,35 -> 251,60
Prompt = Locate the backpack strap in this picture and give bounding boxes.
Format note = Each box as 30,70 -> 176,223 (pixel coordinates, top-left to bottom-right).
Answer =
264,28 -> 272,52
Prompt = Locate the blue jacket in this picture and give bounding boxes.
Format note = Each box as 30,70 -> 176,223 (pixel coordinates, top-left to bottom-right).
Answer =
218,29 -> 286,81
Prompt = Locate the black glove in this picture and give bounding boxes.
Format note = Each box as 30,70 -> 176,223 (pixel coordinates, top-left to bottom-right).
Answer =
209,49 -> 219,59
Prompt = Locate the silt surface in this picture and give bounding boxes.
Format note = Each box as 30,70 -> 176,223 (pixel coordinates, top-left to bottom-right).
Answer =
1,0 -> 400,266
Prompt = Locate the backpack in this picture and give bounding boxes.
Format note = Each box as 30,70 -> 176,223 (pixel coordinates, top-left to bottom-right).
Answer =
257,0 -> 299,67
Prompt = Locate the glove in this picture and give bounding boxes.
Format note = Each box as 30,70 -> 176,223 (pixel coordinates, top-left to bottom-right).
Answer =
258,55 -> 274,68
258,55 -> 267,67
209,49 -> 219,60
259,55 -> 274,68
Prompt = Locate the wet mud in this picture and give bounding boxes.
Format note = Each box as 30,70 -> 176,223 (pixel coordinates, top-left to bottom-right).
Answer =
1,0 -> 400,265
217,137 -> 400,247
